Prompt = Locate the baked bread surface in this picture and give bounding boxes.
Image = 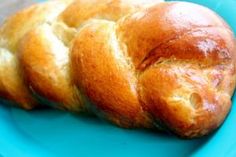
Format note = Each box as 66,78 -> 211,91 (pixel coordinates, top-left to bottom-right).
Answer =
0,0 -> 235,138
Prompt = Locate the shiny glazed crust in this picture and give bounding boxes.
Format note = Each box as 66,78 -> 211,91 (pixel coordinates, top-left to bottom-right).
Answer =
0,0 -> 236,138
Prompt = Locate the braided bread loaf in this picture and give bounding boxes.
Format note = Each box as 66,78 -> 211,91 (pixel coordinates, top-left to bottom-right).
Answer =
0,0 -> 235,138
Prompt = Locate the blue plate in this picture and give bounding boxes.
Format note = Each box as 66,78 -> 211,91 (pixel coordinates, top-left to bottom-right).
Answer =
0,0 -> 236,157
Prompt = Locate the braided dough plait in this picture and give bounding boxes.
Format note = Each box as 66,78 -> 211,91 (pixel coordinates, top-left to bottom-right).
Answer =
71,2 -> 236,137
0,0 -> 161,110
0,0 -> 74,109
0,0 -> 236,138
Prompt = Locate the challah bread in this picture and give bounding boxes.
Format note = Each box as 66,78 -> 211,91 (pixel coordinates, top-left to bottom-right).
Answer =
0,0 -> 161,110
71,2 -> 236,137
0,0 -> 236,138
0,0 -> 74,109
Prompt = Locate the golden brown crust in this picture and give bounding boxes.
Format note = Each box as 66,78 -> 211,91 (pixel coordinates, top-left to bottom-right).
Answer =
117,2 -> 234,69
0,48 -> 36,109
58,0 -> 162,28
0,0 -> 235,137
0,0 -> 73,109
16,0 -> 160,111
139,62 -> 234,137
71,20 -> 152,127
0,0 -> 73,52
18,24 -> 83,111
71,2 -> 236,137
